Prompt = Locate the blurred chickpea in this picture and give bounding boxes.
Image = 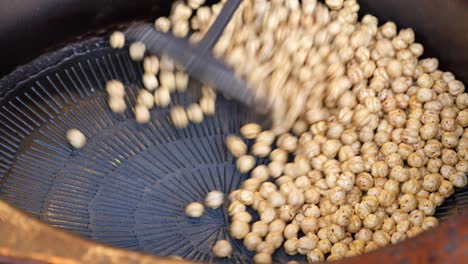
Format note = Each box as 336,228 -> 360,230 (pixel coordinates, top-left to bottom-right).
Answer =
143,56 -> 159,75
270,148 -> 289,163
418,199 -> 436,216
106,80 -> 125,97
386,59 -> 402,78
134,104 -> 151,124
327,224 -> 346,243
154,87 -> 170,108
407,209 -> 424,227
251,221 -> 269,238
237,190 -> 254,206
417,73 -> 434,89
284,238 -> 299,255
230,221 -> 250,239
66,129 -> 87,149
421,216 -> 439,230
268,191 -> 286,208
379,21 -> 396,37
154,17 -> 171,32
142,73 -> 159,91
371,161 -> 389,177
200,96 -> 215,115
438,180 -> 455,198
355,172 -> 373,191
212,240 -> 232,258
373,230 -> 390,247
205,191 -> 224,209
129,41 -> 145,61
109,31 -> 125,49
430,192 -> 446,206
185,202 -> 204,217
108,96 -> 127,114
448,80 -> 465,96
378,189 -> 396,207
330,242 -> 348,257
325,0 -> 344,10
456,93 -> 468,109
241,123 -> 262,139
186,103 -> 204,124
283,222 -> 300,239
442,149 -> 459,166
237,155 -> 256,173
449,172 -> 467,188
407,226 -> 424,238
420,123 -> 438,140
265,231 -> 283,249
251,166 -> 270,182
297,235 -> 318,255
242,178 -> 261,192
260,206 -> 277,224
228,201 -> 246,216
243,232 -> 262,251
457,109 -> 468,127
422,173 -> 441,192
253,253 -> 272,264
361,211 -> 380,228
251,142 -> 271,158
279,134 -> 298,152
288,188 -> 305,207
301,216 -> 319,234
259,182 -> 277,199
170,106 -> 188,128
407,152 -> 425,168
391,231 -> 407,244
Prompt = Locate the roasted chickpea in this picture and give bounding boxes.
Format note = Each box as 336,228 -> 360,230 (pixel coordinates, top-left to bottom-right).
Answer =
421,216 -> 439,230
398,194 -> 418,212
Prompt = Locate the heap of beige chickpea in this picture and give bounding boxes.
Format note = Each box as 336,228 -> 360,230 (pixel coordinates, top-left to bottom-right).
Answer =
104,0 -> 468,263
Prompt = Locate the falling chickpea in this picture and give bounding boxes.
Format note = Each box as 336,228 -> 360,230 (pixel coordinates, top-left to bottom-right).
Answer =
205,191 -> 224,209
129,42 -> 146,61
142,73 -> 159,91
212,240 -> 233,258
108,96 -> 126,114
109,31 -> 125,49
186,103 -> 204,123
237,155 -> 256,173
184,202 -> 204,218
154,87 -> 171,108
143,56 -> 160,75
226,135 -> 247,157
134,104 -> 151,124
66,129 -> 86,149
106,80 -> 125,97
170,106 -> 189,128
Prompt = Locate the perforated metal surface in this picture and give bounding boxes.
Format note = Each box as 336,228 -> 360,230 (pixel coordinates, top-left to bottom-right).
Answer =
0,36 -> 466,264
0,37 -> 285,263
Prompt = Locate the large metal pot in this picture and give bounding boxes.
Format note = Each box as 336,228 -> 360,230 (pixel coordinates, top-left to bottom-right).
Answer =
0,1 -> 467,263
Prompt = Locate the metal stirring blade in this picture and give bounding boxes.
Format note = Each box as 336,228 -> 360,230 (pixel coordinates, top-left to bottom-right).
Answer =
125,0 -> 261,109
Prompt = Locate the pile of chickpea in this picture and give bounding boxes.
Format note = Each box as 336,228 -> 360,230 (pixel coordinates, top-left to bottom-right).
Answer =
100,0 -> 468,263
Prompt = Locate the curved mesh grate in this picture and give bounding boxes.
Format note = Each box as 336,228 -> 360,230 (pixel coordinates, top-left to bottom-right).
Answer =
0,36 -> 466,263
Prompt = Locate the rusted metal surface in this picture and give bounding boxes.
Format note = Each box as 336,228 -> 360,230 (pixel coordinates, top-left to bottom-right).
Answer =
0,201 -> 192,264
0,200 -> 467,263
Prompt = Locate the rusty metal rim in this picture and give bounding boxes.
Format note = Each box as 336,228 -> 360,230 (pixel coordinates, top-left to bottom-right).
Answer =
0,200 -> 466,264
